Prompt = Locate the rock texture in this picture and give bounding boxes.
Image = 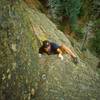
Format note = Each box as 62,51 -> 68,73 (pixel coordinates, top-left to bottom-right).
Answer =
0,0 -> 100,100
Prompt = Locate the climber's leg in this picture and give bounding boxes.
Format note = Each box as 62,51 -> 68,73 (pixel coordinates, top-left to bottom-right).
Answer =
60,44 -> 78,64
60,44 -> 76,59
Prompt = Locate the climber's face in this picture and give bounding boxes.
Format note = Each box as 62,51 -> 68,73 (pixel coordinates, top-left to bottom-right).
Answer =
44,44 -> 51,52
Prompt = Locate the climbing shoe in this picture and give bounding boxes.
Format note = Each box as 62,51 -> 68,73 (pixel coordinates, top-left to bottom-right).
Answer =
73,57 -> 78,64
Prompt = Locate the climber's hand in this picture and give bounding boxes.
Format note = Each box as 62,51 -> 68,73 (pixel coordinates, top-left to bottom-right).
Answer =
58,54 -> 64,60
39,53 -> 42,58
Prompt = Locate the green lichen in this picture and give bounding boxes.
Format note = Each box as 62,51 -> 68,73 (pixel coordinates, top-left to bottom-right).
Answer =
0,0 -> 100,100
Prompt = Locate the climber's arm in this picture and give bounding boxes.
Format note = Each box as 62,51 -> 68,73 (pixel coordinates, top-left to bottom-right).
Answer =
39,46 -> 45,57
57,48 -> 64,60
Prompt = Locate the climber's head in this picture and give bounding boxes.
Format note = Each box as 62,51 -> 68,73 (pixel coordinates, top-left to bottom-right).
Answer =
43,40 -> 51,52
43,40 -> 50,47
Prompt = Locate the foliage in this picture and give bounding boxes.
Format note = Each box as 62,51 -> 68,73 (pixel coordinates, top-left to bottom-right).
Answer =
74,27 -> 85,39
48,0 -> 100,30
64,0 -> 81,29
48,0 -> 63,19
92,0 -> 100,19
48,0 -> 81,30
89,19 -> 100,57
81,0 -> 100,20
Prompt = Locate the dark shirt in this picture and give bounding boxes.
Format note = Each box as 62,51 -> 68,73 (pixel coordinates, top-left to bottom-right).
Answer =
39,42 -> 60,55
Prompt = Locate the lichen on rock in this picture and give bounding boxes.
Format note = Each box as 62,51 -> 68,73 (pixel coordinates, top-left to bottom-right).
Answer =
0,0 -> 100,100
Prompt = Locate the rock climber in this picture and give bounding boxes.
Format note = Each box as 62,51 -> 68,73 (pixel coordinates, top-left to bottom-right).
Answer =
39,40 -> 78,63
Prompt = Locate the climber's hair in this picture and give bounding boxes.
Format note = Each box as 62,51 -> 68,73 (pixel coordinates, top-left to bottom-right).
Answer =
42,40 -> 50,48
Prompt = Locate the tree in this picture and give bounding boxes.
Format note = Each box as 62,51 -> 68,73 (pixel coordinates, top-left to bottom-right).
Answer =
90,20 -> 100,57
48,0 -> 63,19
63,0 -> 81,30
48,0 -> 81,31
81,0 -> 100,20
91,0 -> 100,19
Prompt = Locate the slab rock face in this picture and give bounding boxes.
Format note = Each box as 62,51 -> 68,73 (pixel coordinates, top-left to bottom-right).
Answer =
0,0 -> 100,100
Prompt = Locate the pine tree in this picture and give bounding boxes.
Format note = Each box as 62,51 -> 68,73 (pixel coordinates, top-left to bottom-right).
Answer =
48,0 -> 63,19
90,20 -> 100,57
81,0 -> 100,20
48,0 -> 81,31
92,0 -> 100,19
63,0 -> 81,30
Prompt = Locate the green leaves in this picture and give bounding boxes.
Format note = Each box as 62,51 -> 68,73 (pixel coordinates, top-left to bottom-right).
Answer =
89,19 -> 100,57
48,0 -> 63,18
48,0 -> 81,30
